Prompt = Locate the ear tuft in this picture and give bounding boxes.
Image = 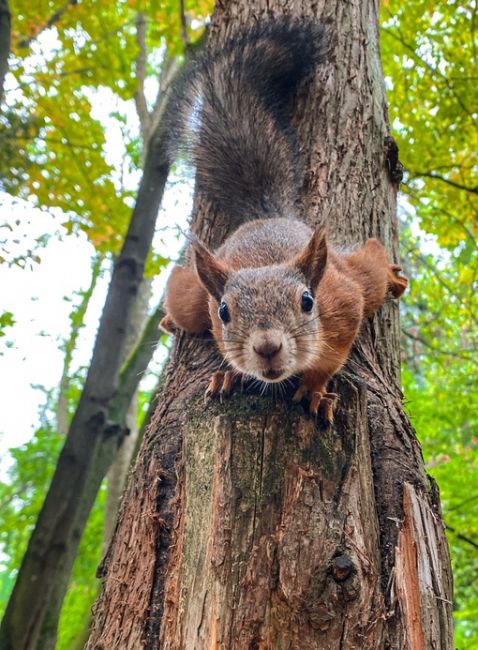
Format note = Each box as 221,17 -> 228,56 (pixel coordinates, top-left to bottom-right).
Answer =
292,227 -> 327,289
191,238 -> 229,301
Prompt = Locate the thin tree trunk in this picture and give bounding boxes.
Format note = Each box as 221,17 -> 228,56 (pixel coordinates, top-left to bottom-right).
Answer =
0,0 -> 10,105
61,292 -> 167,650
87,1 -> 453,649
68,278 -> 154,648
0,129 -> 170,650
103,277 -> 152,549
0,14 -> 178,650
57,255 -> 103,436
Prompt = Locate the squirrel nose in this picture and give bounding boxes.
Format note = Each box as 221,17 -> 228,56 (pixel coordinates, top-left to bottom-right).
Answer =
253,341 -> 283,360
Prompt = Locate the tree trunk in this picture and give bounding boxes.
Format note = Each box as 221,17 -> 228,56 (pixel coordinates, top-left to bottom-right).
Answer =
0,131 -> 170,650
103,277 -> 153,549
57,256 -> 103,437
86,1 -> 454,649
0,0 -> 10,106
0,17 -> 179,650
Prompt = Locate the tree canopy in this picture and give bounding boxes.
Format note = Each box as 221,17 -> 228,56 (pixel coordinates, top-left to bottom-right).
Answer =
382,1 -> 478,644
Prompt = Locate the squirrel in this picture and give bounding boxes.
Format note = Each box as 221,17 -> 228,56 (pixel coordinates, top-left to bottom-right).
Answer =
159,21 -> 408,422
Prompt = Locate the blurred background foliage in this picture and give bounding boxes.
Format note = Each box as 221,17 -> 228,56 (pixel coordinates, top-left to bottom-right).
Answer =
0,0 -> 476,648
382,1 -> 477,645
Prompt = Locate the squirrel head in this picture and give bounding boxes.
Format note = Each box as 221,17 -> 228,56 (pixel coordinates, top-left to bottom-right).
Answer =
192,228 -> 327,383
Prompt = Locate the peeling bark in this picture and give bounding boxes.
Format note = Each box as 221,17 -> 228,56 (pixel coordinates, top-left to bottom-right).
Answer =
394,483 -> 453,650
87,1 -> 453,648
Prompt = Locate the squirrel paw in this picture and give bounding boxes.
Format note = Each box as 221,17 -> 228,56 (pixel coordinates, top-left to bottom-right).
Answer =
205,370 -> 238,402
310,392 -> 338,423
388,264 -> 408,298
159,314 -> 177,335
293,385 -> 338,423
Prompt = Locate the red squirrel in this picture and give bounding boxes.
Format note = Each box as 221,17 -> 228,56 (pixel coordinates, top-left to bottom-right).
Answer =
160,21 -> 407,421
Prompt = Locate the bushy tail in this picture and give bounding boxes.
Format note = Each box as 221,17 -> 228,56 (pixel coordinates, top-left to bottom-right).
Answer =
165,20 -> 326,224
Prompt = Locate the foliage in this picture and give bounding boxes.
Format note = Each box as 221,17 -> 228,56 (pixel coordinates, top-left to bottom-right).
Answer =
382,1 -> 478,646
1,0 -> 211,255
382,0 -> 477,253
0,427 -> 62,602
0,422 -> 106,649
0,310 -> 14,337
56,487 -> 106,650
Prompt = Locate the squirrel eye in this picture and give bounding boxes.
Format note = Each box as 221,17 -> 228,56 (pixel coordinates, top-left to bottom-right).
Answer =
218,301 -> 230,324
301,291 -> 314,313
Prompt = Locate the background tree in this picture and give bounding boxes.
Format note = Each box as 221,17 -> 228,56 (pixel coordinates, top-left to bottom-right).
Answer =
86,1 -> 453,648
0,0 -> 10,103
381,2 -> 478,644
0,1 -> 210,648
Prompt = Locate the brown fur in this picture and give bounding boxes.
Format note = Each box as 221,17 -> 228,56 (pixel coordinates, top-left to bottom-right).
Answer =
161,219 -> 407,417
160,23 -> 407,418
163,266 -> 210,334
164,22 -> 326,226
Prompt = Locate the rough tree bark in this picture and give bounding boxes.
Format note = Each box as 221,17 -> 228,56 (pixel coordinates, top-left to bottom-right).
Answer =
87,1 -> 454,649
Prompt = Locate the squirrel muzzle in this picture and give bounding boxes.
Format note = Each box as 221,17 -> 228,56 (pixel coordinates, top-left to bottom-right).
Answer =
249,329 -> 288,381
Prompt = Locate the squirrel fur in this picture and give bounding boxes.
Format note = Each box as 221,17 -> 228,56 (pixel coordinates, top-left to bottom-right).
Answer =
161,21 -> 408,421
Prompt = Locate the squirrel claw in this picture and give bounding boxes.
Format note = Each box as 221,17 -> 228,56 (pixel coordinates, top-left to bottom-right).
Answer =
205,371 -> 225,400
309,392 -> 338,423
205,370 -> 237,401
293,380 -> 338,424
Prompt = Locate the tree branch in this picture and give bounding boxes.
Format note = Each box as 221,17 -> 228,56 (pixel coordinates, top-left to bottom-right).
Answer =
17,0 -> 78,49
406,247 -> 478,328
149,30 -> 206,138
179,0 -> 190,49
109,302 -> 165,425
403,183 -> 477,249
414,171 -> 478,195
57,255 -> 103,436
4,133 -> 102,152
134,12 -> 151,150
402,329 -> 475,360
471,0 -> 477,63
149,54 -> 180,141
446,524 -> 478,551
382,24 -> 473,119
447,494 -> 478,513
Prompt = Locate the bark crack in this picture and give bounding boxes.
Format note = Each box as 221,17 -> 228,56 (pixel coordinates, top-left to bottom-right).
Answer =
339,618 -> 347,650
252,414 -> 268,544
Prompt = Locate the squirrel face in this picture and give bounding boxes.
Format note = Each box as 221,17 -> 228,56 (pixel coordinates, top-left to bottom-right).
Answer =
191,226 -> 328,383
214,267 -> 321,382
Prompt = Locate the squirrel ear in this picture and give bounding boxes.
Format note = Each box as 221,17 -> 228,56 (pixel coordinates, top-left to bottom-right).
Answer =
191,238 -> 229,302
292,227 -> 327,289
